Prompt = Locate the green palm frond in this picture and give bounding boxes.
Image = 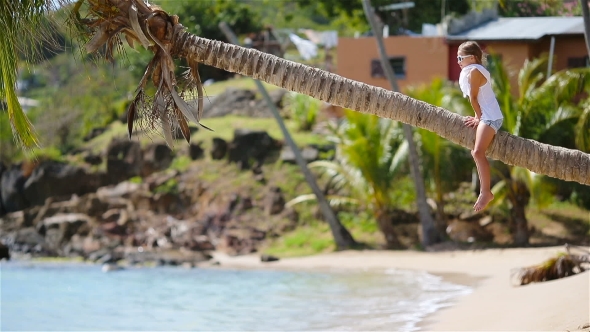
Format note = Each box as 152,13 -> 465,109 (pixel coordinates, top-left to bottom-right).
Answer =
389,140 -> 408,174
285,194 -> 360,209
507,166 -> 554,208
491,179 -> 508,206
547,104 -> 580,127
488,55 -> 519,134
528,173 -> 555,208
546,68 -> 590,102
307,111 -> 409,213
0,0 -> 63,149
285,92 -> 320,131
533,68 -> 590,111
308,160 -> 364,194
0,41 -> 38,148
575,102 -> 590,152
518,56 -> 547,102
511,166 -> 533,187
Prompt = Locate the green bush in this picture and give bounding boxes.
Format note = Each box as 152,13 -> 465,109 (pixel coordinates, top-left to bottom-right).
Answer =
285,92 -> 320,131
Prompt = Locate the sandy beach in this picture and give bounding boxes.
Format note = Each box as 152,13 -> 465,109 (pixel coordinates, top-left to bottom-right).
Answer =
210,246 -> 590,331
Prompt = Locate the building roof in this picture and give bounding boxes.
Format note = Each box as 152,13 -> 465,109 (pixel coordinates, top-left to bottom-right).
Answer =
447,17 -> 584,41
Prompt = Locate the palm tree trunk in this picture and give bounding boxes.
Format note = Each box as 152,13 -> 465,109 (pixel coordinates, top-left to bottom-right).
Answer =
580,0 -> 590,56
508,179 -> 531,246
361,0 -> 440,247
376,209 -> 403,249
76,1 -> 590,186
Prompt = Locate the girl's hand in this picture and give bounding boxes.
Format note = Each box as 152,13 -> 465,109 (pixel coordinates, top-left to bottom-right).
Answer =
463,116 -> 480,128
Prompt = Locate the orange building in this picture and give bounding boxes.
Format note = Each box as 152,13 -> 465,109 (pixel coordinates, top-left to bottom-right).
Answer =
336,16 -> 587,95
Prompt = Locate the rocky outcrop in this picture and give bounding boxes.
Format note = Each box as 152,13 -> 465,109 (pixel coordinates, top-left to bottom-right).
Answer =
0,162 -> 300,264
0,162 -> 6,215
1,164 -> 28,213
211,138 -> 228,160
23,161 -> 104,207
0,242 -> 9,260
0,161 -> 105,215
141,143 -> 174,177
228,129 -> 282,170
106,138 -> 142,183
188,143 -> 204,160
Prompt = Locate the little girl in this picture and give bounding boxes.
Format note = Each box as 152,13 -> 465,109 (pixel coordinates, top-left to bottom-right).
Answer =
457,41 -> 504,212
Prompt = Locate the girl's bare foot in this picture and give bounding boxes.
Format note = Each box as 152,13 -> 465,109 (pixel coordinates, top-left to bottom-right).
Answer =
474,191 -> 494,212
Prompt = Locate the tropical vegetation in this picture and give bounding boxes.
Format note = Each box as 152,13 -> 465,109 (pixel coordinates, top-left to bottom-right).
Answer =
288,110 -> 412,248
487,54 -> 590,245
1,0 -> 589,252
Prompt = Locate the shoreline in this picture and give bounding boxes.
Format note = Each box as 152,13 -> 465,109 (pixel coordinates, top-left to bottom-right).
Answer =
209,246 -> 590,331
7,246 -> 589,331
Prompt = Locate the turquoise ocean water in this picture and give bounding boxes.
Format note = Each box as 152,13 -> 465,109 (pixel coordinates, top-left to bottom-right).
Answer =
1,261 -> 470,331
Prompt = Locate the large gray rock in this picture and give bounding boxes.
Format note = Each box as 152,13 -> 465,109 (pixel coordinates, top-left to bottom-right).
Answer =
0,242 -> 9,260
12,227 -> 45,252
141,143 -> 173,177
39,213 -> 91,254
228,130 -> 282,170
0,162 -> 6,215
22,161 -> 103,208
0,165 -> 28,213
211,138 -> 228,160
106,138 -> 142,183
188,143 -> 204,160
279,146 -> 320,164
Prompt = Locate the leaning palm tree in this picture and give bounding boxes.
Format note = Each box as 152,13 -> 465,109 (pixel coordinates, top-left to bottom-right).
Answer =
4,0 -> 590,186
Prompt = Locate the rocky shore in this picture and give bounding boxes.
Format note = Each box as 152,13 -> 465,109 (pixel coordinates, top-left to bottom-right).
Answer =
0,88 -> 319,266
0,144 -> 309,266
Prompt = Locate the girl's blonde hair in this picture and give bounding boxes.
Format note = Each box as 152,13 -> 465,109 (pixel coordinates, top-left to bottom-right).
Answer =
459,41 -> 488,66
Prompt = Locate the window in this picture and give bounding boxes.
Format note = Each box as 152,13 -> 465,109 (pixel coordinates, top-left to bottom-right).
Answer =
568,56 -> 589,68
370,57 -> 406,79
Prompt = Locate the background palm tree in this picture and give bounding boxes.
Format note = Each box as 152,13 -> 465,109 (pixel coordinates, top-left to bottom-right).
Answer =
3,0 -> 590,187
361,0 -> 440,247
488,54 -> 590,245
288,110 -> 411,248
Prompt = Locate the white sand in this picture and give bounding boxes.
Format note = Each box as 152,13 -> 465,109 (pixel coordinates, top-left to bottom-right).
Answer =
209,246 -> 590,331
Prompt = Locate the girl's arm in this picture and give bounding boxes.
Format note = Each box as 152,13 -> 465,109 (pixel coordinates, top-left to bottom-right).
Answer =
468,69 -> 486,118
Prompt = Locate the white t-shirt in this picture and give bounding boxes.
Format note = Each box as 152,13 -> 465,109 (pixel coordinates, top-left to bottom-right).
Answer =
459,64 -> 504,121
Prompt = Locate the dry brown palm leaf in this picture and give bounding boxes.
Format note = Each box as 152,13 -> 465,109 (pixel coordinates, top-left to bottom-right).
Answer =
71,0 -> 212,149
511,245 -> 589,286
187,56 -> 205,122
174,107 -> 191,143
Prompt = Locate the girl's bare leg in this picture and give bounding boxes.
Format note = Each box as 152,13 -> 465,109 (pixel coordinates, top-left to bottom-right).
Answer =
471,122 -> 497,212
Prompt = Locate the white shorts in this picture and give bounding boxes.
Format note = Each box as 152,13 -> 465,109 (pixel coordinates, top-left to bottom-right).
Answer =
482,118 -> 503,133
